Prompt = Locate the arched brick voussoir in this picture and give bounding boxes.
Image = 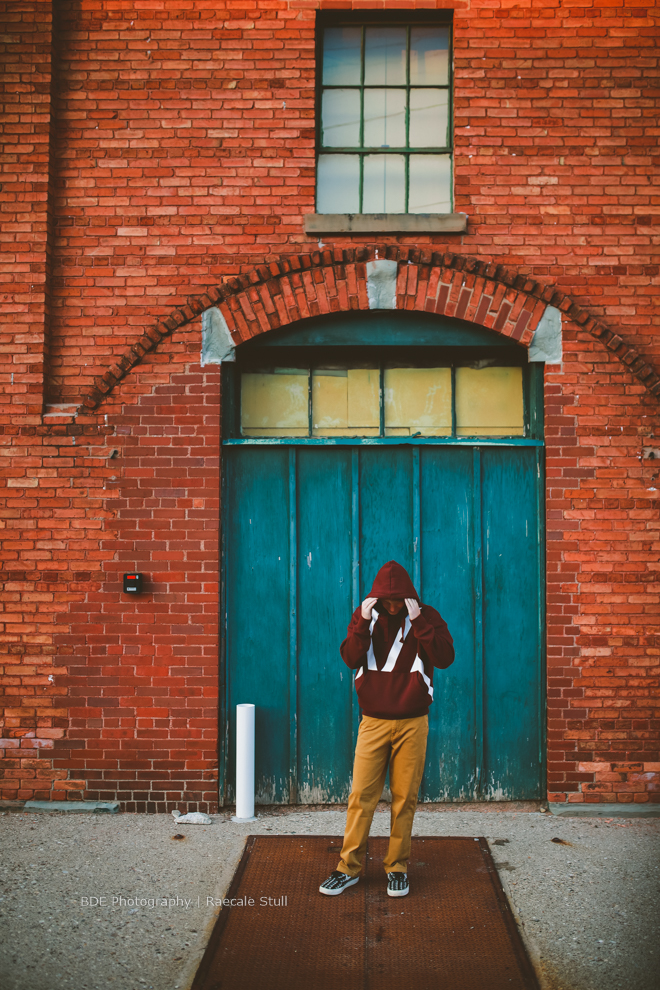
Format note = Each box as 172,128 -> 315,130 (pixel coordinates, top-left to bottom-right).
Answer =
77,247 -> 660,414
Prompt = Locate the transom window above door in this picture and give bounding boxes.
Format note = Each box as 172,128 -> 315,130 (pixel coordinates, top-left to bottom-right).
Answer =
317,18 -> 452,215
239,362 -> 525,439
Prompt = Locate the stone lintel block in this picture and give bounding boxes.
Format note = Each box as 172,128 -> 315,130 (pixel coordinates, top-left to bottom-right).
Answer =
303,213 -> 468,234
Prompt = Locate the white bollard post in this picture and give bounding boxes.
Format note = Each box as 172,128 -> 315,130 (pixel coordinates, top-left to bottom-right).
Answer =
231,703 -> 257,822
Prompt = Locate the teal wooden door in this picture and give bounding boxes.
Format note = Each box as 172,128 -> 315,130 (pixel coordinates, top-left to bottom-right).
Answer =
222,442 -> 544,804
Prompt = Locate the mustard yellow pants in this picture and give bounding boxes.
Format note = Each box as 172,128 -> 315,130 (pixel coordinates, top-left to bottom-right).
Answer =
336,714 -> 429,877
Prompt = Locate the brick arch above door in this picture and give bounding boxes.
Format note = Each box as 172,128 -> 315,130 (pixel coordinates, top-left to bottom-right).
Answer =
78,247 -> 660,414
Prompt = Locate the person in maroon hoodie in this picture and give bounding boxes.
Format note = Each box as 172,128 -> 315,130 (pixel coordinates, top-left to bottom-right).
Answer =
319,560 -> 454,898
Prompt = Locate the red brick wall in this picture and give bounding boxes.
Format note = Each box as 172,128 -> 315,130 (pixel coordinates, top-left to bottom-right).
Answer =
545,329 -> 659,805
0,317 -> 221,811
0,0 -> 55,418
59,326 -> 221,812
1,0 -> 658,809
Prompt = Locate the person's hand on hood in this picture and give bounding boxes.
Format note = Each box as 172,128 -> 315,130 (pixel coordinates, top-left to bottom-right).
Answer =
405,598 -> 421,621
361,597 -> 378,620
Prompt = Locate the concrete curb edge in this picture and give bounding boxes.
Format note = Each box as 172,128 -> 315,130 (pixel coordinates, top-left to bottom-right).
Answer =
24,800 -> 120,814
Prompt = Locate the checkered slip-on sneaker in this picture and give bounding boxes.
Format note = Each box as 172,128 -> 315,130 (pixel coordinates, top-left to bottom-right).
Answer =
387,872 -> 409,897
319,870 -> 360,896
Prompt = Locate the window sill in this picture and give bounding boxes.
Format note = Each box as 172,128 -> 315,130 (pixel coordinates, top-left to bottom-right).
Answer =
224,437 -> 542,447
304,213 -> 467,235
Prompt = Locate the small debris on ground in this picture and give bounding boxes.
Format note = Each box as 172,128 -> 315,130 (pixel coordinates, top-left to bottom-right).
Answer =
171,810 -> 212,825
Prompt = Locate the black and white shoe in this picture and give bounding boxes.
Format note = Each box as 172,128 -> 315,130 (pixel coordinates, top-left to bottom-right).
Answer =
319,870 -> 359,896
387,872 -> 409,897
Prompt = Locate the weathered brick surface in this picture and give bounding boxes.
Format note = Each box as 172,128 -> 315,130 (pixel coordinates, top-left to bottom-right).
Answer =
544,329 -> 659,805
1,0 -> 658,809
58,327 -> 221,812
0,0 -> 55,421
0,322 -> 221,811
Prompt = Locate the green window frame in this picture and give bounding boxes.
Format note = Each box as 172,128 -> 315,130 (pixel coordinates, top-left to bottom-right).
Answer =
316,12 -> 453,215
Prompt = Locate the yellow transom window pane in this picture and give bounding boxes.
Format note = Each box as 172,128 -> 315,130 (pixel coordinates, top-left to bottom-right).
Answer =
241,371 -> 308,436
384,367 -> 452,436
312,368 -> 379,436
455,366 -> 524,436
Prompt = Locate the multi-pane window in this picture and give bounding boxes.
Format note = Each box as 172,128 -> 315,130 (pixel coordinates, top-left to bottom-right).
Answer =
240,363 -> 525,438
317,23 -> 452,214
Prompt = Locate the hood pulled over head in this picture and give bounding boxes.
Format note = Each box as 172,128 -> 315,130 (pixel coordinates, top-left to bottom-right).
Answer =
368,561 -> 419,602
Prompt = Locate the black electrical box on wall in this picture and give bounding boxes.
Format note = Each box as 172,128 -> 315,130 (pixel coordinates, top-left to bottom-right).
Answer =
123,573 -> 143,594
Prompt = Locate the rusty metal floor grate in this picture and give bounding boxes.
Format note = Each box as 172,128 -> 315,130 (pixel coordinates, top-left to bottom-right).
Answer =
192,835 -> 540,990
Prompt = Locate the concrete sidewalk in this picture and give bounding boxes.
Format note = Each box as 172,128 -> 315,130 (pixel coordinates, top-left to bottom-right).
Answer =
0,805 -> 657,990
